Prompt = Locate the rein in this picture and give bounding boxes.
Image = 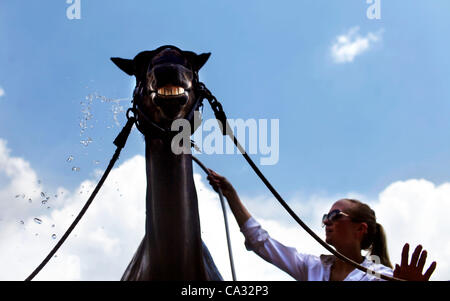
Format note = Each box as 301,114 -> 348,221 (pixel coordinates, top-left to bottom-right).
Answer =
25,82 -> 403,282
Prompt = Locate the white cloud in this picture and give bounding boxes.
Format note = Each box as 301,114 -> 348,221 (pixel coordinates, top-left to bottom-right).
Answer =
373,179 -> 450,281
331,27 -> 383,63
0,138 -> 448,281
0,87 -> 4,98
0,138 -> 146,280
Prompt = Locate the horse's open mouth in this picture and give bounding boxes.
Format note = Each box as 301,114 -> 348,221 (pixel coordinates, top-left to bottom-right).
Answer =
152,85 -> 189,119
157,85 -> 186,97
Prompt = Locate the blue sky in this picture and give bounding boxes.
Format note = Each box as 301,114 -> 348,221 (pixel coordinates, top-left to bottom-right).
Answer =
1,1 -> 450,280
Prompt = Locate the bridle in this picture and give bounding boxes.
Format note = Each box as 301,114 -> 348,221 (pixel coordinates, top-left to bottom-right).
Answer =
129,67 -> 206,141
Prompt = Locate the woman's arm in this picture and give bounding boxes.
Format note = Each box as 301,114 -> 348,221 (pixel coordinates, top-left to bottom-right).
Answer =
207,169 -> 251,227
206,169 -> 312,280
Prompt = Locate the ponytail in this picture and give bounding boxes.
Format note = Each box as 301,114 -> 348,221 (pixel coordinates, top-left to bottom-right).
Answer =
370,223 -> 392,269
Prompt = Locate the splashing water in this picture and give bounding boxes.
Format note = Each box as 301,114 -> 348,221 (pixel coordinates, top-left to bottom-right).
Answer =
66,155 -> 74,162
80,137 -> 93,147
80,92 -> 131,136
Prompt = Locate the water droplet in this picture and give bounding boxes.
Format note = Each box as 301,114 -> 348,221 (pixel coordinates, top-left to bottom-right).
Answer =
72,167 -> 80,172
40,192 -> 46,198
51,224 -> 55,228
28,198 -> 32,203
94,160 -> 100,165
52,234 -> 57,239
66,155 -> 74,162
38,180 -> 41,184
33,218 -> 42,224
15,194 -> 20,198
41,200 -> 47,205
80,137 -> 93,147
19,220 -> 24,225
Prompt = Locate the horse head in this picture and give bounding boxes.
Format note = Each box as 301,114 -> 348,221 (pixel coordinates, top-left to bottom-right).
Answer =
111,45 -> 210,134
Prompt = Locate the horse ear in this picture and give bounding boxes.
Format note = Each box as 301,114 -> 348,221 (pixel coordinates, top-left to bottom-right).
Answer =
184,51 -> 211,71
194,53 -> 211,71
110,57 -> 135,76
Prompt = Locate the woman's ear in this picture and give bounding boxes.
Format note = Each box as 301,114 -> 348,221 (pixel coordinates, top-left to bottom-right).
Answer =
356,222 -> 368,240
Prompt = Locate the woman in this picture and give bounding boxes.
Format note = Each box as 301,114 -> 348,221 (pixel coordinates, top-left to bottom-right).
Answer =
207,170 -> 437,281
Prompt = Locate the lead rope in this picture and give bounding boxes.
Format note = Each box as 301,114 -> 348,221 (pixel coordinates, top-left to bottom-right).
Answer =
25,114 -> 136,281
200,86 -> 404,282
191,155 -> 237,281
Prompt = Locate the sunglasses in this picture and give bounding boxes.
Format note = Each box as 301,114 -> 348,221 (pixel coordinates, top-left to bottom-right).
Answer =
322,209 -> 350,227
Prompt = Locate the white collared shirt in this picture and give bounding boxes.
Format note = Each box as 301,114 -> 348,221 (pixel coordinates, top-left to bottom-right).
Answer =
240,217 -> 393,281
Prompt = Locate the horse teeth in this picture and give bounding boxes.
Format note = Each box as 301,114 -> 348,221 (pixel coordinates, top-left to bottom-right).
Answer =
157,86 -> 185,96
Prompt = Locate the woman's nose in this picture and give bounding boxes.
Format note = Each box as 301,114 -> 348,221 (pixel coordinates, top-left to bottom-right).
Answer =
323,219 -> 332,227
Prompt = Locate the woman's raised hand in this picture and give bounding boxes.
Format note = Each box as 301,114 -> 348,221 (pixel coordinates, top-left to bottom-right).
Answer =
393,243 -> 437,281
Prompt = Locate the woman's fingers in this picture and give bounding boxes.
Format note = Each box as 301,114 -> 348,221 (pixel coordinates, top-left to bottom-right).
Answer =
401,243 -> 410,267
208,169 -> 219,177
417,250 -> 427,272
423,261 -> 437,280
410,245 -> 423,267
393,264 -> 401,278
208,169 -> 226,180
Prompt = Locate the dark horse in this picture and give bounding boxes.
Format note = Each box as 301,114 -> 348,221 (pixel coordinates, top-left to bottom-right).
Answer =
111,46 -> 222,280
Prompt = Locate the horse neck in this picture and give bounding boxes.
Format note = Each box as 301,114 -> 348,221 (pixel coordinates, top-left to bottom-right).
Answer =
144,137 -> 205,278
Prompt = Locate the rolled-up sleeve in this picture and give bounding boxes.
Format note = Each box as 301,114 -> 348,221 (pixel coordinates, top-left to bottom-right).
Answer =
240,217 -> 311,280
